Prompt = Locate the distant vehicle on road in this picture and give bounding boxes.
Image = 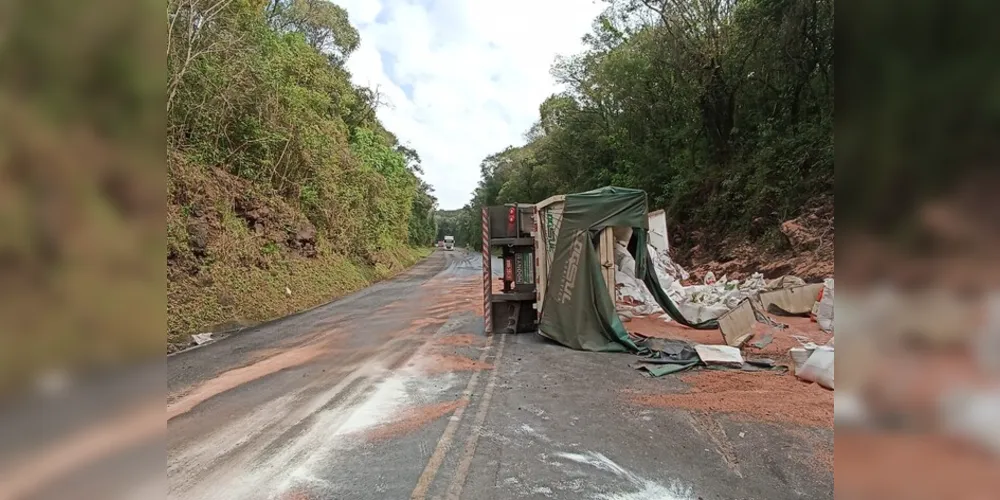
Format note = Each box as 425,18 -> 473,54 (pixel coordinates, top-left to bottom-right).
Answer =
444,235 -> 454,250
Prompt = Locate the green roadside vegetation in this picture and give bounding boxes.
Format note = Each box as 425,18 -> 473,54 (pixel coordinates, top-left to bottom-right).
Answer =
447,0 -> 833,265
168,0 -> 437,350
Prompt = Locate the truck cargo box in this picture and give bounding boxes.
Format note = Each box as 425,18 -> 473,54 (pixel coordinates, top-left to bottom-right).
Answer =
533,195 -> 618,318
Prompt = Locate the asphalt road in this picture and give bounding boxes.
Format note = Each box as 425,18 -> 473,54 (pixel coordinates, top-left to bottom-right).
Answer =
167,249 -> 832,500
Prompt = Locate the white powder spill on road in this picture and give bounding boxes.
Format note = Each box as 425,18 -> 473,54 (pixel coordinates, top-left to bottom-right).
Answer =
554,451 -> 695,500
170,351 -> 458,500
556,452 -> 633,478
170,393 -> 297,489
597,481 -> 696,500
272,364 -> 456,497
335,375 -> 409,435
533,486 -> 554,495
517,423 -> 554,443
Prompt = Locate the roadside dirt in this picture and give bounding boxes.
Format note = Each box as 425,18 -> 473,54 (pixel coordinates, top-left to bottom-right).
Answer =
682,195 -> 833,283
837,431 -> 1000,498
628,370 -> 833,428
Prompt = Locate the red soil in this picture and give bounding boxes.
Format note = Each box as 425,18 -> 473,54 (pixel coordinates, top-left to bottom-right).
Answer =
836,431 -> 1000,499
788,427 -> 834,474
434,334 -> 484,347
416,354 -> 493,374
628,370 -> 833,428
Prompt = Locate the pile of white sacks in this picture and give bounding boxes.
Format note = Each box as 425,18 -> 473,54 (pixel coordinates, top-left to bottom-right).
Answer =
615,242 -> 774,324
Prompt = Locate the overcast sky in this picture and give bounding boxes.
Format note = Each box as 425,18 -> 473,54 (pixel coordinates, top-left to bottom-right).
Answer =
338,0 -> 605,209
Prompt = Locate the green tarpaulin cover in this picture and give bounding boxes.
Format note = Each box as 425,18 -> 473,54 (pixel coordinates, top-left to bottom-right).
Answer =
537,186 -> 718,352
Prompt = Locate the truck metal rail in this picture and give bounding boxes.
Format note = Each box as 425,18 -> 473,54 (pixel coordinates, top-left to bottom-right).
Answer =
482,204 -> 537,335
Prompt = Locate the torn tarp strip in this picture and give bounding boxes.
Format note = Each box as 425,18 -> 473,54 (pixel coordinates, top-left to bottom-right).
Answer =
750,294 -> 787,329
751,333 -> 774,349
633,361 -> 699,377
635,337 -> 698,358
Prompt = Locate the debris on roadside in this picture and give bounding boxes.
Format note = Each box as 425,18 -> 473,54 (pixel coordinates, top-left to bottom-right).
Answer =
191,332 -> 214,345
694,345 -> 744,368
745,358 -> 776,369
629,336 -> 700,374
767,275 -> 806,289
614,241 -> 824,333
750,294 -> 787,329
815,279 -> 835,332
518,187 -> 836,397
614,242 -> 688,317
834,391 -> 869,428
760,283 -> 824,316
629,331 -> 789,376
752,333 -> 774,349
940,388 -> 1000,456
789,346 -> 815,370
703,271 -> 717,285
616,238 -> 835,384
632,361 -> 699,377
719,299 -> 756,347
795,345 -> 834,390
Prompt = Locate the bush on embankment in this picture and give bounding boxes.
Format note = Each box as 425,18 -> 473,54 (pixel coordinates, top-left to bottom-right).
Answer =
167,0 -> 436,351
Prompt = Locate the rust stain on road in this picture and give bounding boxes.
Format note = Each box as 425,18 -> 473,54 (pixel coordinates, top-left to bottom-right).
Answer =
365,400 -> 467,441
168,341 -> 330,420
416,353 -> 493,374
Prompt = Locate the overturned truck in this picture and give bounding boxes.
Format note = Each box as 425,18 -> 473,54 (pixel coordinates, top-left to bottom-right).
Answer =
482,186 -> 716,351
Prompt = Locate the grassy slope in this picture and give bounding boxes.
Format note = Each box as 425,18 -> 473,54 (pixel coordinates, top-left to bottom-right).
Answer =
167,155 -> 431,352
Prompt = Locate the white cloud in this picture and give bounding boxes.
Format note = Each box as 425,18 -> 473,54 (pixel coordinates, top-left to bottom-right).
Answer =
338,0 -> 605,209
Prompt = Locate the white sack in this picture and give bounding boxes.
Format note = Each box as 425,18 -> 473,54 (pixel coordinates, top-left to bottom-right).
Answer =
796,346 -> 834,390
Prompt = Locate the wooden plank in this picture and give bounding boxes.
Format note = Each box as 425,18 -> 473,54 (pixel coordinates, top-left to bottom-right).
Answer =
599,227 -> 616,305
719,299 -> 755,346
759,284 -> 823,315
533,205 -> 546,313
535,194 -> 566,210
647,209 -> 669,253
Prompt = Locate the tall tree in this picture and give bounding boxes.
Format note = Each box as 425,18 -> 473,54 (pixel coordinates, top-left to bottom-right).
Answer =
266,0 -> 360,65
460,0 -> 833,254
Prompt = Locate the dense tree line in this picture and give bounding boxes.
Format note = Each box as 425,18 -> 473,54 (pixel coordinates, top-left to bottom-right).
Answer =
453,0 -> 832,253
434,209 -> 464,243
168,0 -> 437,256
